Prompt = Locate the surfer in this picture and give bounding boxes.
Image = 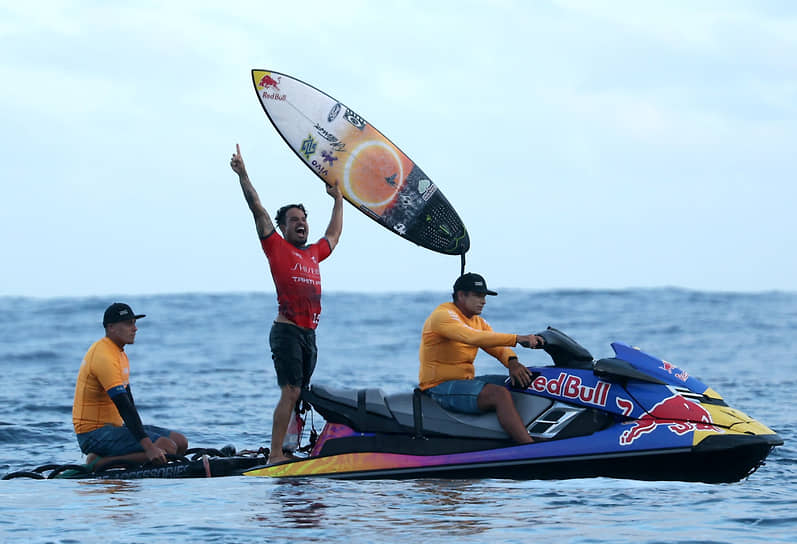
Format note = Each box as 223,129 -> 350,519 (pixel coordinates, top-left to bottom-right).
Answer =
229,144 -> 343,464
418,273 -> 543,444
72,303 -> 189,471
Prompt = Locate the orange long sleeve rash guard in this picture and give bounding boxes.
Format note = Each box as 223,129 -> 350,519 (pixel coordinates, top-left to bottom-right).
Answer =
418,302 -> 518,390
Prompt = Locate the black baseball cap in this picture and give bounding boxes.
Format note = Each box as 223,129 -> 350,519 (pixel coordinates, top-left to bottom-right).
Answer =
103,302 -> 146,326
453,273 -> 498,296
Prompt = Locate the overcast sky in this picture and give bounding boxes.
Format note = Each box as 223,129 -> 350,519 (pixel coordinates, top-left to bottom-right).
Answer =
2,1 -> 795,298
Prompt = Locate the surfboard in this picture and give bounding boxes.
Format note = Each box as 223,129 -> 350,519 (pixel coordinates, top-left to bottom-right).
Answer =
251,70 -> 470,256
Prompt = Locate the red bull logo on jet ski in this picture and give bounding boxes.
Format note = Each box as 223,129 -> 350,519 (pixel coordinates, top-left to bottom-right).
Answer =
530,373 -> 611,407
620,394 -> 723,446
659,360 -> 689,382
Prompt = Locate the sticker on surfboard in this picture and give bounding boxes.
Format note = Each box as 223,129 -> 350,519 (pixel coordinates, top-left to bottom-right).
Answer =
251,69 -> 470,256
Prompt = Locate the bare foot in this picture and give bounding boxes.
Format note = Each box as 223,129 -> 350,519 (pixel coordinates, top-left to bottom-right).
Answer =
85,453 -> 104,471
268,454 -> 292,465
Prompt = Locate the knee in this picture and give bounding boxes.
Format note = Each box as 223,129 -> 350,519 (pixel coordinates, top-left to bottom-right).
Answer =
154,436 -> 179,455
170,432 -> 188,454
282,385 -> 301,403
480,384 -> 511,405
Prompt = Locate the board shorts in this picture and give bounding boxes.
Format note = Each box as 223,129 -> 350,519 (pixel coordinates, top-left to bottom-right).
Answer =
426,375 -> 509,414
76,424 -> 173,456
269,322 -> 317,388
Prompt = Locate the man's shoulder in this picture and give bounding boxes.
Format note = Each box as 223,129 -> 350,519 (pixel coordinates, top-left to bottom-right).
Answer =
87,336 -> 110,353
429,302 -> 462,322
260,230 -> 284,251
88,337 -> 123,361
430,301 -> 454,313
307,237 -> 332,259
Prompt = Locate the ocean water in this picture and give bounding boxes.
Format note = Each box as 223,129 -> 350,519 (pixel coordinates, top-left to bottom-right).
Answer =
0,289 -> 795,543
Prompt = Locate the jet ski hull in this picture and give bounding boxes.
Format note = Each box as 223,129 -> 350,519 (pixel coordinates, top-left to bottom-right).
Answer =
244,425 -> 780,483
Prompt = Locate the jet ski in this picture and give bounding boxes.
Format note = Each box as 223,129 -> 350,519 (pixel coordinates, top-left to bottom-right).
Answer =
244,327 -> 783,483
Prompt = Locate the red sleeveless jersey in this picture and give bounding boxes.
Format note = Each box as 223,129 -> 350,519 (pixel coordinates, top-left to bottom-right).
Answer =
260,232 -> 332,329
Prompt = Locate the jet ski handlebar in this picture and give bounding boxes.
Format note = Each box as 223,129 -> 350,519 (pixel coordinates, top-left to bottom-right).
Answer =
535,327 -> 595,369
518,337 -> 544,348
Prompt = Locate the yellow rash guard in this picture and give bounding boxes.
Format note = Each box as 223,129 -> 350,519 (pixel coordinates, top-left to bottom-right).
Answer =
72,337 -> 129,433
418,302 -> 518,390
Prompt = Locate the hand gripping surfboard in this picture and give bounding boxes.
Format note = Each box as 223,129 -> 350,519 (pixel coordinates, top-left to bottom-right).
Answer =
252,70 -> 470,256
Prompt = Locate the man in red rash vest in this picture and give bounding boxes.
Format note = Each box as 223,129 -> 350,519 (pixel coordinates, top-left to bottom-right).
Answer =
230,144 -> 343,464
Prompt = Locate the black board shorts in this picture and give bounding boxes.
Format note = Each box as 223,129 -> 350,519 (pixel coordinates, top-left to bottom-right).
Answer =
269,322 -> 317,388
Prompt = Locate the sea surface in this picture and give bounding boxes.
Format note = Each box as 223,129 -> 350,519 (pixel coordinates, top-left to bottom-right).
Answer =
0,289 -> 795,543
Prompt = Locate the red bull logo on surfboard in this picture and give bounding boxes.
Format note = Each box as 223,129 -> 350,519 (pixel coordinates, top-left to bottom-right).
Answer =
259,74 -> 281,91
619,394 -> 723,446
258,73 -> 286,101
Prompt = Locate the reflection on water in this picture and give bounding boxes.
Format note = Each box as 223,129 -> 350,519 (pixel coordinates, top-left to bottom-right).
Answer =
75,480 -> 144,524
261,479 -> 328,528
76,479 -> 142,495
246,478 -> 501,537
250,478 -> 541,538
403,479 -> 493,536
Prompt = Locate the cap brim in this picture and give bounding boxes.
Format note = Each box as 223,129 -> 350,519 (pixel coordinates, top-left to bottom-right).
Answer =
103,314 -> 146,326
472,288 -> 498,296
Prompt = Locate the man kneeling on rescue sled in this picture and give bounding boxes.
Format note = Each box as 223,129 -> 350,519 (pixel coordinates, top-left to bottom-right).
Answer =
72,303 -> 188,471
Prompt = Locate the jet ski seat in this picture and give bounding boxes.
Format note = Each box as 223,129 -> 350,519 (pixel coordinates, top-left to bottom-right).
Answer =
304,384 -> 554,440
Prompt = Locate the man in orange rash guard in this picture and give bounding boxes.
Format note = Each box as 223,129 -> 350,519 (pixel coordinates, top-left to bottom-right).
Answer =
230,144 -> 343,465
73,303 -> 188,471
419,273 -> 544,444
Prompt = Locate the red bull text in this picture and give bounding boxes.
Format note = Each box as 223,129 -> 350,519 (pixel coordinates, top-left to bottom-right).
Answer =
530,373 -> 610,407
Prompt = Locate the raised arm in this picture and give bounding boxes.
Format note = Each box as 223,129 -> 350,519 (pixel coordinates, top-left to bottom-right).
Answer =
230,144 -> 274,239
324,180 -> 343,250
